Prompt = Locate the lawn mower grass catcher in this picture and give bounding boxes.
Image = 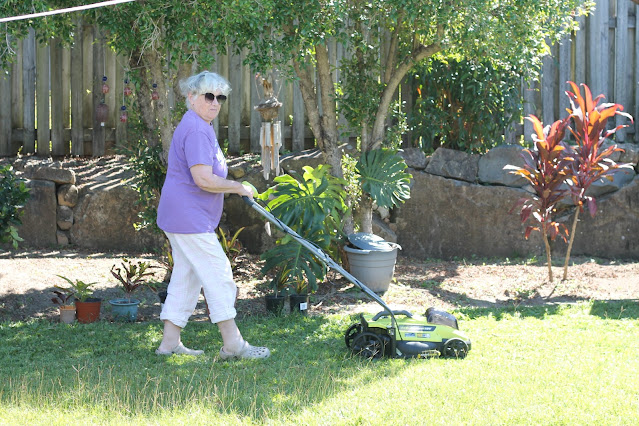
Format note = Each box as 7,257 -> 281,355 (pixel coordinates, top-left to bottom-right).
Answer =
243,195 -> 471,360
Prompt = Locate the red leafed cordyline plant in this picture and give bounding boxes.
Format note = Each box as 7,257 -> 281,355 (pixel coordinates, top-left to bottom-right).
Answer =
561,81 -> 634,280
507,114 -> 574,283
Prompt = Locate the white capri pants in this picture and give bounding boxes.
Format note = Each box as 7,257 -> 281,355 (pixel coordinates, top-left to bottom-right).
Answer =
160,232 -> 237,327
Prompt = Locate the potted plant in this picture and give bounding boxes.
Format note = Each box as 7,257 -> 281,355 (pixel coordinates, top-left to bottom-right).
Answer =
289,277 -> 311,315
51,285 -> 76,324
258,165 -> 345,314
264,274 -> 289,316
109,258 -> 157,321
56,275 -> 100,323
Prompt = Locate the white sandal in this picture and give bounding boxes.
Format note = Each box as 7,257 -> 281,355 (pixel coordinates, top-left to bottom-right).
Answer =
155,343 -> 204,356
219,341 -> 270,360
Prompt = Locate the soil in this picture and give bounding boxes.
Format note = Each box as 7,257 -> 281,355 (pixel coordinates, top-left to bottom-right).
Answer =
1,248 -> 638,323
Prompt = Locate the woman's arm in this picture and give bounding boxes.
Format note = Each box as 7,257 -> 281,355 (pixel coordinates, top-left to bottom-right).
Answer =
190,164 -> 253,198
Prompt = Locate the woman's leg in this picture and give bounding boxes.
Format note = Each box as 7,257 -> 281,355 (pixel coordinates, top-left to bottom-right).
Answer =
157,233 -> 203,354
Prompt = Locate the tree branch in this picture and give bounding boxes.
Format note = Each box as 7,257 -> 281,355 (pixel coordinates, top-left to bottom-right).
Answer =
370,41 -> 442,150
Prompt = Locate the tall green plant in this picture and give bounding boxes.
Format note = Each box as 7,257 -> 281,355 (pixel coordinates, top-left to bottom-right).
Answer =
561,82 -> 634,280
0,165 -> 30,249
259,165 -> 347,294
507,115 -> 574,283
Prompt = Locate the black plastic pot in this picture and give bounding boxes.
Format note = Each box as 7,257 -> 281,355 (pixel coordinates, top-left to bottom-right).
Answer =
289,294 -> 310,315
265,294 -> 286,316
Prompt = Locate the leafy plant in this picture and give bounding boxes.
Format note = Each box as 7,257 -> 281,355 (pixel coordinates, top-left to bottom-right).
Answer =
408,57 -> 523,154
261,223 -> 330,296
0,165 -> 30,249
122,139 -> 167,235
51,286 -> 75,307
561,82 -> 634,280
356,149 -> 412,210
217,226 -> 245,266
110,258 -> 158,301
506,115 -> 574,283
55,276 -> 97,303
258,165 -> 347,295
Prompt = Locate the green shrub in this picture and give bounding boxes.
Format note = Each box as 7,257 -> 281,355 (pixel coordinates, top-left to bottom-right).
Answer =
407,56 -> 522,154
0,164 -> 30,249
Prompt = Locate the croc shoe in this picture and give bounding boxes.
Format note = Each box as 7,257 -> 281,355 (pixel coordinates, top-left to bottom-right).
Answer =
155,343 -> 204,356
219,341 -> 270,360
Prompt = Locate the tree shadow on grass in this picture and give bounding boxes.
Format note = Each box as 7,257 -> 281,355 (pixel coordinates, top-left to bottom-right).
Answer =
0,314 -> 414,422
589,299 -> 639,319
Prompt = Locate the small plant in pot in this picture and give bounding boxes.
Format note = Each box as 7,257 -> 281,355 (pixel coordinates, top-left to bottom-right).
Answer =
56,275 -> 100,324
51,285 -> 76,324
110,258 -> 157,321
289,277 -> 312,315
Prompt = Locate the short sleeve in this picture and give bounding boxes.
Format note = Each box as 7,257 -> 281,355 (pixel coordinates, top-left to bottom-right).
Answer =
184,131 -> 214,168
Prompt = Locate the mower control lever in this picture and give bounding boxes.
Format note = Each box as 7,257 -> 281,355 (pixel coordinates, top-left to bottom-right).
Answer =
372,310 -> 413,321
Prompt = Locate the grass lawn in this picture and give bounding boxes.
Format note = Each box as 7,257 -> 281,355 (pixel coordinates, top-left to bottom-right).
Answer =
0,301 -> 637,425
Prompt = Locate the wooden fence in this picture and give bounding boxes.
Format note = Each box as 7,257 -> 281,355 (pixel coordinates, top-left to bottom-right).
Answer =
1,0 -> 637,158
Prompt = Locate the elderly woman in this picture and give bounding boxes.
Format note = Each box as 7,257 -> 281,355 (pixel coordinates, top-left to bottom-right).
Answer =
155,71 -> 270,360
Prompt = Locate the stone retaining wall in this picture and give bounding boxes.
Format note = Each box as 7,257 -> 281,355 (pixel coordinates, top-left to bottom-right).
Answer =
3,142 -> 638,260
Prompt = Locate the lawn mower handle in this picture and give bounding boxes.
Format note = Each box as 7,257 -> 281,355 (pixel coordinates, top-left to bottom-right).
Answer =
241,196 -> 396,316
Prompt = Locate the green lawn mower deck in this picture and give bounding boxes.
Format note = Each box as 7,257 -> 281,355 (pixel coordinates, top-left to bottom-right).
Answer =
345,308 -> 471,359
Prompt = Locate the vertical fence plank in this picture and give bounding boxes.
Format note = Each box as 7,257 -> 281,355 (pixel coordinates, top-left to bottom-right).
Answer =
71,22 -> 84,156
542,45 -> 555,125
575,16 -> 587,85
36,42 -> 51,155
589,0 -> 609,98
558,34 -> 571,137
51,39 -> 66,156
523,78 -> 538,141
228,51 -> 242,153
0,73 -> 11,155
11,42 -> 24,131
82,24 -> 94,154
614,0 -> 628,141
115,54 -> 127,149
92,27 -> 106,156
22,28 -> 36,154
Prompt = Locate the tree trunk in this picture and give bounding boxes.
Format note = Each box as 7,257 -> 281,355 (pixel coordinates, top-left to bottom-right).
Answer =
129,48 -> 174,163
563,208 -> 580,280
542,229 -> 554,283
292,44 -> 343,177
357,194 -> 374,234
370,42 -> 441,150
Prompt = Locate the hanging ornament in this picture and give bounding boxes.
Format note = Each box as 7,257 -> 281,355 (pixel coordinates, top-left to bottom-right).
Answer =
101,76 -> 110,94
124,79 -> 133,97
95,102 -> 108,126
151,83 -> 159,101
119,105 -> 128,123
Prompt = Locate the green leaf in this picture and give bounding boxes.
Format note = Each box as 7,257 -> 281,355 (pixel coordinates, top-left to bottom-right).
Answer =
356,149 -> 412,209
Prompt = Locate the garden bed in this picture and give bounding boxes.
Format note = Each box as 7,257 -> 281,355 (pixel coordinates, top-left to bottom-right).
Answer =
1,249 -> 637,322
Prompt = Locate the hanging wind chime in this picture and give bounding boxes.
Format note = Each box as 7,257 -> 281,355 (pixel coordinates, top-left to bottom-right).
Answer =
120,78 -> 132,123
254,73 -> 283,179
95,75 -> 109,126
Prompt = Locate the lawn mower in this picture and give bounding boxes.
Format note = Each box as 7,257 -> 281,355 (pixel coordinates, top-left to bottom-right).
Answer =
242,195 -> 471,360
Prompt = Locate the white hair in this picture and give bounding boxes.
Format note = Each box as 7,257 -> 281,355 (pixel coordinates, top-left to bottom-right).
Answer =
179,71 -> 231,109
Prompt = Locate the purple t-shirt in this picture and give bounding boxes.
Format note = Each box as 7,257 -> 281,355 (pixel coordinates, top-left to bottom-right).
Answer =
157,109 -> 228,233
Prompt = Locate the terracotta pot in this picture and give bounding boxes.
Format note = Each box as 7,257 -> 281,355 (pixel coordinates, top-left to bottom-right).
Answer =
75,298 -> 101,323
59,305 -> 76,324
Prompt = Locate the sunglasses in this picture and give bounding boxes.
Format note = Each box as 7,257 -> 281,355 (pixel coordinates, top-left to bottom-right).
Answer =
204,93 -> 227,104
